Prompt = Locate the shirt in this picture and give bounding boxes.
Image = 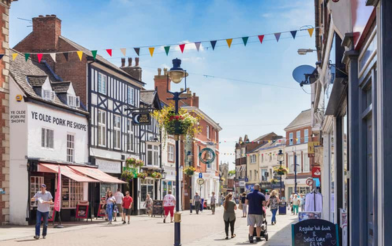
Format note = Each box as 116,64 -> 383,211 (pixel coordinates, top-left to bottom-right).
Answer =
106,196 -> 115,204
114,191 -> 124,204
122,196 -> 133,208
240,196 -> 246,204
163,194 -> 176,207
34,191 -> 53,213
293,197 -> 300,205
210,195 -> 216,205
223,200 -> 236,221
246,190 -> 266,215
269,196 -> 279,210
194,195 -> 201,202
305,193 -> 323,212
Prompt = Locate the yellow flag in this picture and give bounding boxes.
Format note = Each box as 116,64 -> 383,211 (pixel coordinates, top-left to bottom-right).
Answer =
226,39 -> 233,48
77,51 -> 83,61
308,28 -> 314,37
149,47 -> 155,57
12,53 -> 18,61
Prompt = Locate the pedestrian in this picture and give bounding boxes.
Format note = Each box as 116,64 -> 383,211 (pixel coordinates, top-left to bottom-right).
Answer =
223,193 -> 237,239
241,192 -> 247,218
122,191 -> 133,224
211,192 -> 216,215
144,194 -> 153,216
31,184 -> 53,240
106,191 -> 116,224
266,190 -> 280,225
290,192 -> 295,214
265,192 -> 270,204
163,190 -> 176,223
114,188 -> 124,222
194,192 -> 201,215
220,193 -> 225,206
300,194 -> 306,211
292,194 -> 299,215
245,184 -> 266,243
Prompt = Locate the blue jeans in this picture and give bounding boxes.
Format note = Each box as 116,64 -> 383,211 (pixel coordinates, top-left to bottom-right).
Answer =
35,211 -> 49,237
106,204 -> 114,221
271,209 -> 278,223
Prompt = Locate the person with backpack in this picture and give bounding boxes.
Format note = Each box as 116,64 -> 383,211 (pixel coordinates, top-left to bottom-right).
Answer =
266,190 -> 280,225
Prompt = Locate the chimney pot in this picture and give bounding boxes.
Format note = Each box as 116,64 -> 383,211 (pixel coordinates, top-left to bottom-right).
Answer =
128,57 -> 132,67
164,68 -> 168,75
121,58 -> 125,67
193,93 -> 196,96
158,68 -> 162,76
51,14 -> 56,17
46,15 -> 50,17
135,57 -> 139,67
39,15 -> 43,17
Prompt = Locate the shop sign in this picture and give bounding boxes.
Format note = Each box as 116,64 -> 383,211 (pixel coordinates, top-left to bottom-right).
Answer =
132,112 -> 151,125
312,167 -> 321,180
298,211 -> 322,222
30,111 -> 87,131
96,159 -> 121,174
197,178 -> 204,185
246,184 -> 254,191
292,219 -> 339,246
307,141 -> 319,154
239,181 -> 246,187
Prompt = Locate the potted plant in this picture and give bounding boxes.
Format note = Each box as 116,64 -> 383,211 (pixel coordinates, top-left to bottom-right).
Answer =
273,166 -> 289,175
183,166 -> 196,176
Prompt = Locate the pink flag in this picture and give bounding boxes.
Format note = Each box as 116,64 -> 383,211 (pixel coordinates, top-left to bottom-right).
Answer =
54,165 -> 61,212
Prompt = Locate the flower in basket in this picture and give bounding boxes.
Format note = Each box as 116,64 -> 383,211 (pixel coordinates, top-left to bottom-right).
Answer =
183,166 -> 196,176
137,172 -> 147,180
273,166 -> 289,175
135,159 -> 144,168
126,157 -> 137,167
151,172 -> 162,179
121,170 -> 134,182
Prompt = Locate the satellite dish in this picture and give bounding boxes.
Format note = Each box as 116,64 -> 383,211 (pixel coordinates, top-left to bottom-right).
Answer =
292,65 -> 316,86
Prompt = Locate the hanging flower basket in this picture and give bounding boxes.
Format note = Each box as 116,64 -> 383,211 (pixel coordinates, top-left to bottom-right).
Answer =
137,172 -> 147,180
150,172 -> 162,179
270,178 -> 279,184
273,166 -> 289,175
121,170 -> 134,183
184,166 -> 196,176
126,158 -> 144,168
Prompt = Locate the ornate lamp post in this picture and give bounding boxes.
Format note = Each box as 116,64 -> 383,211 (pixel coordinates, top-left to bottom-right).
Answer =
277,150 -> 284,197
167,58 -> 188,246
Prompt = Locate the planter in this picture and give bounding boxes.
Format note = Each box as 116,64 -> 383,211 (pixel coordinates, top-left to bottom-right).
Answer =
167,120 -> 188,135
277,171 -> 286,175
185,170 -> 195,176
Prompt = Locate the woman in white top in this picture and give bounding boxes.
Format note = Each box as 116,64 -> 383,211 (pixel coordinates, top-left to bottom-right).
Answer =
105,191 -> 116,224
163,190 -> 176,223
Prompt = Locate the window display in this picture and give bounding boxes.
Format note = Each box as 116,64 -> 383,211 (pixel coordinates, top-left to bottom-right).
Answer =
62,178 -> 84,208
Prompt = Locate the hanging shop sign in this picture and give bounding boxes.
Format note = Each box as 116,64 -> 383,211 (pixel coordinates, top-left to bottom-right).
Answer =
132,112 -> 151,125
199,148 -> 216,165
307,141 -> 320,154
292,219 -> 339,246
239,181 -> 246,187
312,167 -> 321,180
76,201 -> 89,219
197,178 -> 205,185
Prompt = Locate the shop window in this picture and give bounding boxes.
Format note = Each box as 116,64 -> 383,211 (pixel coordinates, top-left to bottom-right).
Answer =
296,131 -> 301,144
30,176 -> 44,208
98,110 -> 106,147
289,133 -> 293,145
147,144 -> 159,167
304,129 -> 309,143
41,128 -> 54,149
100,183 -> 117,199
113,115 -> 121,149
303,153 -> 310,172
127,119 -> 134,152
98,72 -> 107,95
62,178 -> 84,209
141,179 -> 154,202
168,145 -> 174,162
127,87 -> 134,105
67,134 -> 75,163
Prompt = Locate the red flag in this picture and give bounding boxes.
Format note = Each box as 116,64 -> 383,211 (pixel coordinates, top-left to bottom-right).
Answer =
54,166 -> 61,212
37,53 -> 43,63
258,35 -> 265,44
179,44 -> 186,53
106,49 -> 112,56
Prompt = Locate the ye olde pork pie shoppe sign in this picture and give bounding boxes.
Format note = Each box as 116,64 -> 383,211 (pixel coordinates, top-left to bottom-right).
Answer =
292,219 -> 339,246
30,111 -> 87,131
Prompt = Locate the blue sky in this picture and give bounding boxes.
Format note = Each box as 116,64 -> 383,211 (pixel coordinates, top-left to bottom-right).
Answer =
10,0 -> 316,170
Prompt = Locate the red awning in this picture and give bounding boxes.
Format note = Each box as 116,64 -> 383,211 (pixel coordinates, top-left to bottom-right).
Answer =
69,166 -> 126,184
39,163 -> 98,183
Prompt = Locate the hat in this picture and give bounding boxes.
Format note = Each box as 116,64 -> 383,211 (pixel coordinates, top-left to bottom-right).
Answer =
41,184 -> 46,188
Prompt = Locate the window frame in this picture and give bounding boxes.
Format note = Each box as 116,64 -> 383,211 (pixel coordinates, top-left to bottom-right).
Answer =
147,144 -> 160,167
289,132 -> 294,145
97,110 -> 106,147
207,126 -> 210,139
127,87 -> 135,105
41,128 -> 54,149
304,129 -> 309,143
98,72 -> 107,95
303,152 -> 310,172
67,134 -> 75,163
127,119 -> 134,152
168,144 -> 175,162
113,115 -> 121,150
296,130 -> 301,144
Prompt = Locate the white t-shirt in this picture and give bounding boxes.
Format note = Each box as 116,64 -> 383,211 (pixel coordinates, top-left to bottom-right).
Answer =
114,191 -> 124,204
163,194 -> 176,207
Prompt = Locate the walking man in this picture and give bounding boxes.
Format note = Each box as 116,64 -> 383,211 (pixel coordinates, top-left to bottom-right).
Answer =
122,191 -> 133,224
114,188 -> 124,222
194,192 -> 201,215
31,184 -> 53,240
211,192 -> 216,215
163,190 -> 176,223
245,184 -> 266,243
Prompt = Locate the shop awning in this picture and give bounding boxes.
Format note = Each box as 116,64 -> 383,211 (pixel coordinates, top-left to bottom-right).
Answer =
39,163 -> 98,183
69,166 -> 126,184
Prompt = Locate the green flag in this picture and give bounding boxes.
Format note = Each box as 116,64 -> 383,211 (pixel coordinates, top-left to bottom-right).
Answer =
242,37 -> 249,46
24,53 -> 30,61
91,50 -> 97,60
164,46 -> 170,56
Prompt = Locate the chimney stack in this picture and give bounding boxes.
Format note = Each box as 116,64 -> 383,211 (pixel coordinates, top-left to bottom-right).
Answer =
121,58 -> 125,67
120,57 -> 142,81
128,57 -> 132,67
135,57 -> 139,67
30,15 -> 62,51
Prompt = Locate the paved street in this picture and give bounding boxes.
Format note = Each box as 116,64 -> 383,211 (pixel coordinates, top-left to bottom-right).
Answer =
0,207 -> 296,246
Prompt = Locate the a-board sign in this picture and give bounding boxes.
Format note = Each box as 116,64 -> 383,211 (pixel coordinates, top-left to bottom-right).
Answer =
76,201 -> 89,219
292,219 -> 339,246
152,200 -> 163,217
98,197 -> 106,217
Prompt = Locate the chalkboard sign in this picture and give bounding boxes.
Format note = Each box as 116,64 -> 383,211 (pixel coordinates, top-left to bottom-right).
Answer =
152,200 -> 163,217
76,201 -> 89,219
292,219 -> 339,246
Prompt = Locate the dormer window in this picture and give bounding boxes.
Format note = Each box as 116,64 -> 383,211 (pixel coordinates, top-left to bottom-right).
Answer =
67,95 -> 80,108
42,89 -> 55,101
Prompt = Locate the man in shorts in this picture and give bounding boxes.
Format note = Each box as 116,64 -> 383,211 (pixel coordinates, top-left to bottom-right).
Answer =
245,184 -> 266,243
122,191 -> 133,224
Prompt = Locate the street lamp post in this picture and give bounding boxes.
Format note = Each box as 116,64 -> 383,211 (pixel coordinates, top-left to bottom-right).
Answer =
167,58 -> 188,246
277,150 -> 284,197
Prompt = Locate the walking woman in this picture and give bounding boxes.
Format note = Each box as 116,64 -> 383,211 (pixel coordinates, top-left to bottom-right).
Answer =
106,191 -> 116,224
292,194 -> 299,215
223,193 -> 237,240
266,190 -> 280,225
241,192 -> 247,218
144,194 -> 153,216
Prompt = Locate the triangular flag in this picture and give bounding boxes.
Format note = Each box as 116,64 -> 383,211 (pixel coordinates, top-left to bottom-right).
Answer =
77,51 -> 83,61
12,53 -> 18,61
50,53 -> 56,62
91,50 -> 97,60
195,42 -> 201,51
120,48 -> 126,56
308,28 -> 314,37
149,47 -> 155,57
290,30 -> 297,39
274,33 -> 281,42
164,46 -> 170,56
106,49 -> 112,57
134,48 -> 140,56
63,52 -> 68,61
24,53 -> 30,61
210,40 -> 217,50
242,37 -> 249,46
37,53 -> 43,63
179,44 -> 186,53
258,35 -> 265,44
226,39 -> 233,48
0,54 -> 4,60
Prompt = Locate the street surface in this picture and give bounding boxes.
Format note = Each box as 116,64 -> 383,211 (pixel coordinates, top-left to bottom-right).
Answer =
0,207 -> 296,246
